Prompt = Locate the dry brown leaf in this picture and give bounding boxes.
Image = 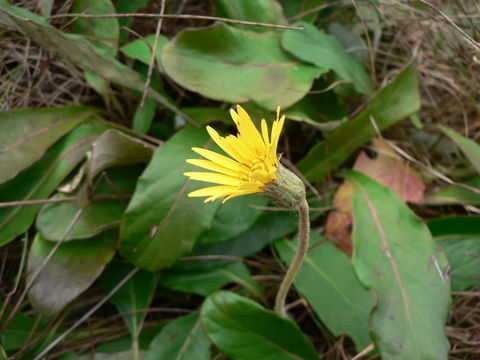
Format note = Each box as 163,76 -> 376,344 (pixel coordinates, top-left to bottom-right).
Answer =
325,138 -> 425,255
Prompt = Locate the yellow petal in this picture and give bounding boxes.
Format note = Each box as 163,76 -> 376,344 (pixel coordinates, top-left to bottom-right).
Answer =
252,169 -> 274,184
206,126 -> 250,164
261,119 -> 270,147
184,172 -> 240,186
225,135 -> 257,162
191,147 -> 241,171
188,185 -> 238,198
186,159 -> 239,177
222,188 -> 262,203
235,105 -> 265,152
270,114 -> 285,162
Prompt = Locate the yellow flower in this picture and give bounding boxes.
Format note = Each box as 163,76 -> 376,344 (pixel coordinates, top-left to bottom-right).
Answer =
184,105 -> 285,203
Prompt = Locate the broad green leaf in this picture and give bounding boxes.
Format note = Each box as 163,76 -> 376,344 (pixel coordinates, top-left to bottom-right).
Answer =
161,23 -> 323,111
36,166 -> 142,241
27,232 -> 117,316
198,195 -> 267,244
428,216 -> 480,291
282,22 -> 373,95
0,123 -> 109,246
71,0 -> 119,56
120,34 -> 168,72
279,0 -> 325,22
201,291 -> 320,360
298,63 -> 420,182
175,211 -> 297,271
439,125 -> 480,174
0,106 -> 95,185
120,128 -> 220,271
426,177 -> 480,205
0,1 -> 186,119
101,262 -> 156,336
144,314 -> 210,360
161,261 -> 260,297
275,233 -> 374,350
349,171 -> 450,360
0,345 -> 6,360
216,0 -> 288,31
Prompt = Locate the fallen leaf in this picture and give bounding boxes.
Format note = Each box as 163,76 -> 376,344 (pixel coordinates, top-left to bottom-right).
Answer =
326,138 -> 425,254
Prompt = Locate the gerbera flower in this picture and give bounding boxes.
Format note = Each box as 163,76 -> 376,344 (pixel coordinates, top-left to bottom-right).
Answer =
184,105 -> 285,203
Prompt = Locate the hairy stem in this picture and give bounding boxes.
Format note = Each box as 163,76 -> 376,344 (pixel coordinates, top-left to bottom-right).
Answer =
274,198 -> 310,317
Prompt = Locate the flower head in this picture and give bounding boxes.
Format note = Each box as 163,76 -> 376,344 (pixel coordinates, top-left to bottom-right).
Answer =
184,105 -> 285,203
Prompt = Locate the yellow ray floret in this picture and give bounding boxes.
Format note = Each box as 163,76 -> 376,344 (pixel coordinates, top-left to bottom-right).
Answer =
184,105 -> 285,203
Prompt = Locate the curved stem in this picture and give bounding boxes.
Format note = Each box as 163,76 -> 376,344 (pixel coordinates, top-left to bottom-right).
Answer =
274,198 -> 310,317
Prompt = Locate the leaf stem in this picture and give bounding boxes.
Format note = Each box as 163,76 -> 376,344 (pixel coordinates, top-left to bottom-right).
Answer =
274,198 -> 310,317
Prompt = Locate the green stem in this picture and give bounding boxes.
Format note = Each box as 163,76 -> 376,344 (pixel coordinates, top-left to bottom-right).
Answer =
275,198 -> 310,317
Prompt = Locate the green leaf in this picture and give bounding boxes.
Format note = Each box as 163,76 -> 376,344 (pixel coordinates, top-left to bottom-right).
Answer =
27,232 -> 117,316
0,345 -> 6,360
175,211 -> 297,271
180,107 -> 230,127
198,195 -> 267,244
428,216 -> 480,291
275,233 -> 374,350
36,128 -> 152,241
0,106 -> 95,185
76,351 -> 146,360
116,0 -> 151,36
101,262 -> 156,336
216,0 -> 288,31
0,123 -> 109,246
0,303 -> 48,351
132,98 -> 156,133
426,177 -> 480,205
438,125 -> 480,174
201,291 -> 320,360
328,22 -> 369,64
144,314 -> 210,360
298,63 -> 420,182
120,128 -> 220,271
120,34 -> 168,72
0,1 -> 186,119
161,261 -> 260,297
283,80 -> 346,130
428,216 -> 480,237
349,171 -> 450,360
83,129 -> 155,187
282,22 -> 373,95
279,0 -> 325,22
438,236 -> 480,291
71,0 -> 119,56
36,166 -> 142,241
161,23 -> 323,111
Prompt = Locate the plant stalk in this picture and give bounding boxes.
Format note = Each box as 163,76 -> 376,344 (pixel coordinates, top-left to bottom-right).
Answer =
274,198 -> 310,317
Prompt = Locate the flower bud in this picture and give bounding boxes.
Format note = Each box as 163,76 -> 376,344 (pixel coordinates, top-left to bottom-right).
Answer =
263,164 -> 306,209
